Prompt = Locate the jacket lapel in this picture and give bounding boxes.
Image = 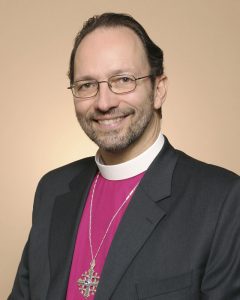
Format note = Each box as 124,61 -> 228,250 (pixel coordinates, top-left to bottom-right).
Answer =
95,138 -> 179,300
47,160 -> 97,300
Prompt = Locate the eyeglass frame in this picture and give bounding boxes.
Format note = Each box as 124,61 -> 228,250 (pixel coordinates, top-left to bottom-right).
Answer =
67,74 -> 153,99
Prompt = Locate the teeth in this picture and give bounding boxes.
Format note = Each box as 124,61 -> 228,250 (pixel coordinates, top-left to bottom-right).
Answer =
98,117 -> 123,125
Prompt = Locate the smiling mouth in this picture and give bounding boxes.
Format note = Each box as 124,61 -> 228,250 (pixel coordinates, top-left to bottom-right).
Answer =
97,117 -> 125,126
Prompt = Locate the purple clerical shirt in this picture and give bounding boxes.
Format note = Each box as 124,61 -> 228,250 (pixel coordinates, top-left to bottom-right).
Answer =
66,172 -> 144,299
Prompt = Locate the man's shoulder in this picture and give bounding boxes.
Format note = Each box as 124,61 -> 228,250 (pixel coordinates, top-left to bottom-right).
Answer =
175,149 -> 239,187
44,156 -> 95,176
37,156 -> 96,191
162,137 -> 238,184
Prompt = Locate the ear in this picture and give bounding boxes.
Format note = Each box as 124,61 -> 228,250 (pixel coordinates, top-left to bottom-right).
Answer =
153,75 -> 168,110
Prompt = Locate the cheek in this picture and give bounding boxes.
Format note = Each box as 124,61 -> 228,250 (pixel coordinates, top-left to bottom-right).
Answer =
74,101 -> 91,116
122,92 -> 143,108
126,90 -> 152,110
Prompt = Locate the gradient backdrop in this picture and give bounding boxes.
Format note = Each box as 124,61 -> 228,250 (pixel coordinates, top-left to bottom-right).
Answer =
1,1 -> 239,298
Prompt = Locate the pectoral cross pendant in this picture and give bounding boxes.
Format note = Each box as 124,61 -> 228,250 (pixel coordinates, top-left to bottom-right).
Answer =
77,259 -> 100,298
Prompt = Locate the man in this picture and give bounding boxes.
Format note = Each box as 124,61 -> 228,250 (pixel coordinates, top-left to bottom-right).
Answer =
9,13 -> 240,300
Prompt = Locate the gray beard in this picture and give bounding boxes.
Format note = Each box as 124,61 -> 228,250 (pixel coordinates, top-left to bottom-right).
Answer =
77,107 -> 154,153
76,91 -> 155,153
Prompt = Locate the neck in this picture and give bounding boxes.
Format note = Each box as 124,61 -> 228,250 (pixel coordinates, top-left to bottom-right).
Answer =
99,117 -> 161,165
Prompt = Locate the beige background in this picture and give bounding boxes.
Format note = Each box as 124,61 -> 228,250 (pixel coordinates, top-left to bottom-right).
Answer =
1,0 -> 239,298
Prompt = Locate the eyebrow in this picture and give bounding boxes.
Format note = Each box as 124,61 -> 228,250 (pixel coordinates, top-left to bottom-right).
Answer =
75,68 -> 136,82
74,75 -> 96,82
109,68 -> 135,76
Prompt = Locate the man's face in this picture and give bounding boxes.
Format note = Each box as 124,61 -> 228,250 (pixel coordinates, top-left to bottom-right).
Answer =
73,27 -> 164,157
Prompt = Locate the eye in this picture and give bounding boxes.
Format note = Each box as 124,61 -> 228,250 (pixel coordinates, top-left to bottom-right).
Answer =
77,81 -> 97,91
111,75 -> 134,86
120,76 -> 131,82
118,76 -> 134,84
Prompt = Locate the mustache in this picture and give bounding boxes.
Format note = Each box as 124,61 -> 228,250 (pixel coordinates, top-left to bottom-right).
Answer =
88,107 -> 135,119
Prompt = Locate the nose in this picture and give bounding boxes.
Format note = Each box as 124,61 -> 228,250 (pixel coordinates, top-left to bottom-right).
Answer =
93,81 -> 120,112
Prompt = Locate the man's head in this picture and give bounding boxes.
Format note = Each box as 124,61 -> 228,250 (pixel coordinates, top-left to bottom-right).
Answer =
68,13 -> 164,85
68,13 -> 167,163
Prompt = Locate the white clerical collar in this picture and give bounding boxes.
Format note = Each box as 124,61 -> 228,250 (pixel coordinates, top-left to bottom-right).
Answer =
95,132 -> 165,180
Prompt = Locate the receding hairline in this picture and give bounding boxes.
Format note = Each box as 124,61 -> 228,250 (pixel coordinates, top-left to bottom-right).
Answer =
68,13 -> 164,88
73,25 -> 151,80
75,24 -> 148,55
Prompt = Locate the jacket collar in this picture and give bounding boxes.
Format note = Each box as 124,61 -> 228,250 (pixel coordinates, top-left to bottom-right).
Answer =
47,159 -> 97,300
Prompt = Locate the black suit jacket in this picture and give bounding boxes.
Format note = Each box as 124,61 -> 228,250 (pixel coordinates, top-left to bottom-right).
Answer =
9,137 -> 240,299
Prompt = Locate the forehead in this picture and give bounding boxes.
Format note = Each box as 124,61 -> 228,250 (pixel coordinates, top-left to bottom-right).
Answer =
74,26 -> 150,79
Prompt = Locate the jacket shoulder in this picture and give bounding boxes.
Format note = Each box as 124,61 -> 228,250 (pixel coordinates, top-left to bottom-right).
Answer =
175,149 -> 239,189
37,156 -> 96,191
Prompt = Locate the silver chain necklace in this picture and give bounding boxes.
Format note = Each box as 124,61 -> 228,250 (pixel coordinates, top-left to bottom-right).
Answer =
77,172 -> 138,298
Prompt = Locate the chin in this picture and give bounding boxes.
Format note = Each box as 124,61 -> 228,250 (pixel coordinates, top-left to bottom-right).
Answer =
95,140 -> 130,153
93,131 -> 143,154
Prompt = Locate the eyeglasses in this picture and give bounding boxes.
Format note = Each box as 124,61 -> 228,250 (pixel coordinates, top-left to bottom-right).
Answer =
67,74 -> 153,99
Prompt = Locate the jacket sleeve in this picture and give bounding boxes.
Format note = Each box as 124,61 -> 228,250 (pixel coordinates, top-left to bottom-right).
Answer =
8,237 -> 31,300
201,179 -> 240,299
7,177 -> 44,300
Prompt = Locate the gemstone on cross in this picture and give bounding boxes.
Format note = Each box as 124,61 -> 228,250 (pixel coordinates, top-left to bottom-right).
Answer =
77,261 -> 100,298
